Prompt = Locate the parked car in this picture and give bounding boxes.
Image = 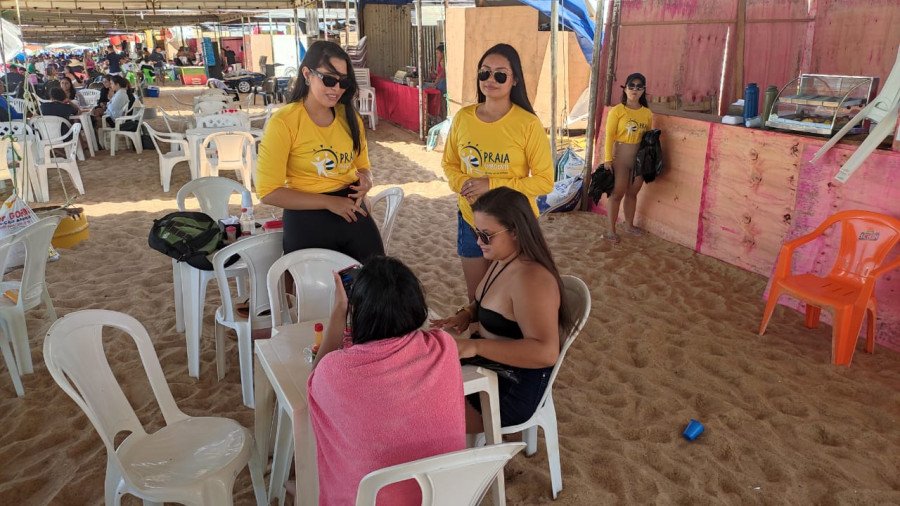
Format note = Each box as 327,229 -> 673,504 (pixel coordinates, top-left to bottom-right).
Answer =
223,71 -> 266,93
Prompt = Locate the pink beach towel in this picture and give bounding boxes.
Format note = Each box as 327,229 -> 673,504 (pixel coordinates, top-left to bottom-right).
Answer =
308,328 -> 466,505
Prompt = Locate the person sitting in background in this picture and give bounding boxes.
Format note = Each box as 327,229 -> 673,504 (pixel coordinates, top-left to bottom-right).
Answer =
308,256 -> 466,505
0,81 -> 23,121
40,87 -> 79,135
58,76 -> 77,102
98,74 -> 129,128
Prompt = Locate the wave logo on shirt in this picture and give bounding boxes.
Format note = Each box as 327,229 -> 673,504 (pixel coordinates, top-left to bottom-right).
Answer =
460,144 -> 482,175
311,147 -> 338,177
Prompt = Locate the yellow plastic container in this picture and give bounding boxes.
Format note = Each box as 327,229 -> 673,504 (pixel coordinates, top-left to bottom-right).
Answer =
52,211 -> 90,249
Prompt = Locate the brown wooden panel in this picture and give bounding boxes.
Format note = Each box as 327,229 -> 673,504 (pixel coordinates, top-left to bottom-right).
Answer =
698,124 -> 802,276
620,0 -> 737,24
746,0 -> 811,20
743,21 -> 807,107
811,0 -> 900,83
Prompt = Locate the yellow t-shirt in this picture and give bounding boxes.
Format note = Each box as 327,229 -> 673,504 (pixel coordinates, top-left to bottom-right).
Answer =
442,104 -> 554,226
255,101 -> 370,198
604,103 -> 653,162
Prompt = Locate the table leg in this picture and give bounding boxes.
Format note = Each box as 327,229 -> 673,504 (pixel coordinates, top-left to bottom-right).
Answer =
81,117 -> 97,156
254,355 -> 275,466
269,405 -> 295,506
179,263 -> 201,378
294,410 -> 319,506
479,371 -> 505,506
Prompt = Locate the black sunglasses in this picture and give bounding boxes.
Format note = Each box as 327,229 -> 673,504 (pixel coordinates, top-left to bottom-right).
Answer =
477,69 -> 509,84
626,83 -> 645,91
309,69 -> 352,90
474,228 -> 507,244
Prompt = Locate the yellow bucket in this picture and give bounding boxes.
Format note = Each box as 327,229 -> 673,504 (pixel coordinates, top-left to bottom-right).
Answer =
52,211 -> 90,249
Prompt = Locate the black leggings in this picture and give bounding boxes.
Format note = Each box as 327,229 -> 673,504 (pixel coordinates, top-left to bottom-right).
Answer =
282,185 -> 385,264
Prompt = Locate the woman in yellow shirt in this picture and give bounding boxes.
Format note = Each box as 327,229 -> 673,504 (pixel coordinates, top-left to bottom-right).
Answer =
257,41 -> 384,262
598,72 -> 653,243
442,43 -> 554,301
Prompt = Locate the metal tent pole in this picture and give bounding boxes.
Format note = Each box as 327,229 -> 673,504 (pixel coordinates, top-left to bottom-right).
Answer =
579,0 -> 608,210
345,0 -> 351,45
550,0 -> 559,175
293,7 -> 302,68
415,0 -> 425,140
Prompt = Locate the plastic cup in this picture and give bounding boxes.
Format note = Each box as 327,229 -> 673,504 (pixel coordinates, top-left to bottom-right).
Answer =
682,419 -> 704,441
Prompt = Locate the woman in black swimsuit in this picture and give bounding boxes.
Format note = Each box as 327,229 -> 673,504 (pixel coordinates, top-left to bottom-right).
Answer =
432,187 -> 571,429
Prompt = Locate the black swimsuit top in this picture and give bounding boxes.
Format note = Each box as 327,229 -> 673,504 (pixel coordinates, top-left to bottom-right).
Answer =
475,259 -> 523,339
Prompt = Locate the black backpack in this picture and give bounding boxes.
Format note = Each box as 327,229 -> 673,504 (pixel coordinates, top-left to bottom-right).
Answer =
148,212 -> 228,270
635,129 -> 663,182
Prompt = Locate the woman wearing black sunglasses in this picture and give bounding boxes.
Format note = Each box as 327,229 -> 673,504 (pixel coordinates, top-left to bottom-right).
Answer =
596,72 -> 653,244
432,187 -> 571,430
442,43 -> 554,302
257,41 -> 384,263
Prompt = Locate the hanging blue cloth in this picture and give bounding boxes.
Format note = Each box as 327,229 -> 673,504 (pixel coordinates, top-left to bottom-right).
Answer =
517,0 -> 597,63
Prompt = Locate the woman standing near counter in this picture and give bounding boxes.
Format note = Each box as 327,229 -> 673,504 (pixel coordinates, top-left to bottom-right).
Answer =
599,72 -> 653,243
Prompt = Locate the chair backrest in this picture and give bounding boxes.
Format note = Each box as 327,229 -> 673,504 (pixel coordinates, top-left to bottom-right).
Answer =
0,121 -> 31,139
248,104 -> 273,128
197,112 -> 249,130
142,123 -> 185,156
527,275 -> 591,422
195,99 -> 227,116
213,232 -> 284,323
815,211 -> 900,282
369,187 -> 403,249
8,97 -> 28,114
57,123 -> 82,159
357,87 -> 375,114
354,68 -> 371,88
44,310 -> 187,482
176,176 -> 245,221
267,248 -> 359,327
201,131 -> 254,169
283,66 -> 298,77
355,443 -> 526,506
9,216 -> 62,310
157,106 -> 187,134
77,88 -> 100,107
30,115 -> 71,142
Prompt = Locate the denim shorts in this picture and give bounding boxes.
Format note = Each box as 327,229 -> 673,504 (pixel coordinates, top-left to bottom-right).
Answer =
467,366 -> 552,427
457,211 -> 483,258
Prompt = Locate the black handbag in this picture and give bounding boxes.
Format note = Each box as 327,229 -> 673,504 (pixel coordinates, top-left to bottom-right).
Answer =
588,164 -> 615,204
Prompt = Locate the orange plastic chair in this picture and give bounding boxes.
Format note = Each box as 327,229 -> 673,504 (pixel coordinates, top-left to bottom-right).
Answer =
759,210 -> 900,366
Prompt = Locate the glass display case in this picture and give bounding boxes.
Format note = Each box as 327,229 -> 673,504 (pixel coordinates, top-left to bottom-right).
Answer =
766,74 -> 878,135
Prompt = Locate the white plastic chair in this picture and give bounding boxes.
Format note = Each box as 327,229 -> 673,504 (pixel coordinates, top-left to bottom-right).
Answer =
197,111 -> 250,130
31,123 -> 85,202
200,131 -> 255,189
76,88 -> 100,108
474,275 -> 591,499
0,137 -> 38,201
263,248 -> 359,504
0,121 -> 31,139
174,177 -> 248,379
368,187 -> 403,251
8,97 -> 31,116
248,104 -> 273,141
0,237 -> 24,397
144,124 -> 191,192
30,115 -> 86,162
0,216 -> 61,378
212,232 -> 283,408
100,105 -> 145,156
157,105 -> 190,136
43,309 -> 267,506
195,99 -> 227,116
355,443 -> 526,506
356,87 -> 377,130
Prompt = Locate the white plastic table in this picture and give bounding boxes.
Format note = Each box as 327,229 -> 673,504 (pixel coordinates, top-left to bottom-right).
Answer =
254,321 -> 506,506
70,109 -> 97,157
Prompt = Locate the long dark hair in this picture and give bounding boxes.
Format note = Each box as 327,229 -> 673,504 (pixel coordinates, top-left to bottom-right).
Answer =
476,43 -> 535,115
348,256 -> 429,345
472,187 -> 571,330
59,77 -> 76,100
288,40 -> 362,154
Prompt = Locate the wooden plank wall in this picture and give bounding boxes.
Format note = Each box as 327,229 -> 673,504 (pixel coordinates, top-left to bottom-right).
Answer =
812,0 -> 900,84
363,4 -> 413,79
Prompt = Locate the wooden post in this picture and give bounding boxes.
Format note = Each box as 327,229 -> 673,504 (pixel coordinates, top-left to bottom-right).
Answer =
732,0 -> 747,102
579,0 -> 607,210
416,0 -> 426,140
603,0 -> 621,107
550,0 -> 559,176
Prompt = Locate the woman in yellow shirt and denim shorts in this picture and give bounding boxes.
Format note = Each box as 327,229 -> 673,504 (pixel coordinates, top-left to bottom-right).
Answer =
442,43 -> 554,301
257,41 -> 384,263
599,72 -> 653,243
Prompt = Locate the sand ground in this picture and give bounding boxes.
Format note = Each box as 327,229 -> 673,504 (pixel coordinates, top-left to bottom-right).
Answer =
0,88 -> 897,505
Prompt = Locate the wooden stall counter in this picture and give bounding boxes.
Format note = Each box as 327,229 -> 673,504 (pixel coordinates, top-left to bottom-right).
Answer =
591,110 -> 900,350
370,75 -> 442,133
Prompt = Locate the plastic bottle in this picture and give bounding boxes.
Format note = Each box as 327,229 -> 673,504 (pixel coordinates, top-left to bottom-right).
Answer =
314,322 -> 324,346
743,83 -> 759,124
239,189 -> 255,236
762,85 -> 779,127
225,225 -> 237,243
